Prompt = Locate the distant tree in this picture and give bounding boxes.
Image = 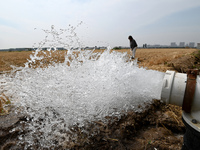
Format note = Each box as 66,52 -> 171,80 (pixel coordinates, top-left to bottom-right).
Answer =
113,46 -> 122,50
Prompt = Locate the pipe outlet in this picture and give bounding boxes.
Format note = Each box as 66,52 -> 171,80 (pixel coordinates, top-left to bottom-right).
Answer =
161,70 -> 187,107
161,70 -> 200,132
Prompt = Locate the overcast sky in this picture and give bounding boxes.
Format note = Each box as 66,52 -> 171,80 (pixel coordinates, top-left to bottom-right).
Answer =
0,0 -> 200,49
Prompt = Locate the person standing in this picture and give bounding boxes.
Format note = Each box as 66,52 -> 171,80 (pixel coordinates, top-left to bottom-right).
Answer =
128,35 -> 138,59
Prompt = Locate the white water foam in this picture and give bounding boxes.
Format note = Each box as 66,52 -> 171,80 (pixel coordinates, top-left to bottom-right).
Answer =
0,25 -> 165,148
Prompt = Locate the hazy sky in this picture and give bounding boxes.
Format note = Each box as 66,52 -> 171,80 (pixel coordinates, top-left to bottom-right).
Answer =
0,0 -> 200,49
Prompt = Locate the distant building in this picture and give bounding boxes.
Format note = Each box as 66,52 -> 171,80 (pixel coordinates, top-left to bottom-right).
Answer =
179,42 -> 185,47
197,43 -> 200,49
189,42 -> 195,48
171,42 -> 177,47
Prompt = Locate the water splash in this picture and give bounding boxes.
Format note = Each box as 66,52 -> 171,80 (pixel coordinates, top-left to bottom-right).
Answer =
1,25 -> 164,148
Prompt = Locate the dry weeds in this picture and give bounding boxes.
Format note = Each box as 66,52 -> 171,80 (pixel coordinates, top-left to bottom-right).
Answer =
0,93 -> 11,115
135,48 -> 197,72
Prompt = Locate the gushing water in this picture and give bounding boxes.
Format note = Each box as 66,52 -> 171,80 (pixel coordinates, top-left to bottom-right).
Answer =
0,25 -> 164,148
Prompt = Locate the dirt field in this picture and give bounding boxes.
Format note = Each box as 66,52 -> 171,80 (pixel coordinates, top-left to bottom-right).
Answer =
0,48 -> 197,72
0,48 -> 199,149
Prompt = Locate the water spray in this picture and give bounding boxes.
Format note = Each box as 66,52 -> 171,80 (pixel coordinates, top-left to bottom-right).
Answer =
161,69 -> 200,149
0,24 -> 169,149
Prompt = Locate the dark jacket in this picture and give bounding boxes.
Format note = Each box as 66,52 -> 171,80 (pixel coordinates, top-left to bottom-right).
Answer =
130,39 -> 137,49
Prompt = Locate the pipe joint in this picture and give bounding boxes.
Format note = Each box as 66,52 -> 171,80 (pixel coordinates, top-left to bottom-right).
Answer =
183,69 -> 199,113
161,70 -> 200,132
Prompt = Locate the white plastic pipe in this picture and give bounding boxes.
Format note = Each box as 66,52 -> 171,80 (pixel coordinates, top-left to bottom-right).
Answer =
161,70 -> 200,132
161,70 -> 187,107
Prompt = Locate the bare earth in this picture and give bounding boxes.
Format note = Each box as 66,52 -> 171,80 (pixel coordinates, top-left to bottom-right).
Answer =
0,48 -> 199,149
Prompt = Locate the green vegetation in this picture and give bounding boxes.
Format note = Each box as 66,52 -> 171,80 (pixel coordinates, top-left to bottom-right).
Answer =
113,46 -> 122,50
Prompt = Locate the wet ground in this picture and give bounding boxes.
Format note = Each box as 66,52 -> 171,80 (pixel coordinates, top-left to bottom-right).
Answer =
64,100 -> 185,150
0,100 -> 185,150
